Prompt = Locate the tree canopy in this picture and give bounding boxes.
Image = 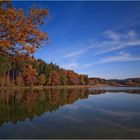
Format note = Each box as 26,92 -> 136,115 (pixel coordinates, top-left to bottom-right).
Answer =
0,1 -> 48,58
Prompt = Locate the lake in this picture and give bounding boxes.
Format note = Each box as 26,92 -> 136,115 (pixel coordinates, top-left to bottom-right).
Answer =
0,87 -> 140,138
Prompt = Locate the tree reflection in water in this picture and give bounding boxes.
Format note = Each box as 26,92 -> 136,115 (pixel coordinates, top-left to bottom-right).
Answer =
0,88 -> 140,126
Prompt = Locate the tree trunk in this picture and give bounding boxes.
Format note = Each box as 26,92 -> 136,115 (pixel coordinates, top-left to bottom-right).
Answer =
2,69 -> 5,89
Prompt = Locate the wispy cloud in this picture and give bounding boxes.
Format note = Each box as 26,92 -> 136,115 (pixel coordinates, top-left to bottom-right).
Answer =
63,49 -> 86,58
62,39 -> 97,59
114,13 -> 140,31
104,30 -> 120,41
94,30 -> 140,55
62,62 -> 79,70
50,30 -> 140,62
61,62 -> 92,71
96,51 -> 140,64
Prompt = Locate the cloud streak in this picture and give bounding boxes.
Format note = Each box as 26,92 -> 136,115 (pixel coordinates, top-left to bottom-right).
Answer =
60,30 -> 140,60
62,62 -> 79,70
62,39 -> 98,59
96,51 -> 140,64
63,49 -> 86,58
61,62 -> 92,71
94,30 -> 140,55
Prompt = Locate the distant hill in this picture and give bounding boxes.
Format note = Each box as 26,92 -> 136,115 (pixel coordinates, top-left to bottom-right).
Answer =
88,77 -> 140,86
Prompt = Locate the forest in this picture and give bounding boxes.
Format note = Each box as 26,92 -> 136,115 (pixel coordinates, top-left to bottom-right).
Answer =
0,52 -> 89,88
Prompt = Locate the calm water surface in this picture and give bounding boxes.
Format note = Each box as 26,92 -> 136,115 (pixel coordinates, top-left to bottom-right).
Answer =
0,87 -> 140,138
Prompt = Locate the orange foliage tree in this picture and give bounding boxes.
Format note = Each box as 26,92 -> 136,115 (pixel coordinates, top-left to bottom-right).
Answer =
65,70 -> 80,85
22,64 -> 37,86
0,1 -> 48,57
38,73 -> 46,85
48,70 -> 61,86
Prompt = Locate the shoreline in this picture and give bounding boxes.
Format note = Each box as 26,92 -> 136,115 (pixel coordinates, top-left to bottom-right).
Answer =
0,84 -> 109,90
0,84 -> 140,90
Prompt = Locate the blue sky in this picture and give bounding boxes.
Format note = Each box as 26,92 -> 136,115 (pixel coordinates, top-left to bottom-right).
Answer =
12,1 -> 140,79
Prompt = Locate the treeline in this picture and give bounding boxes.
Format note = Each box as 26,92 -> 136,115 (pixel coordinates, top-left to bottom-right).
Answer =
1,50 -> 140,88
89,77 -> 140,86
0,51 -> 89,88
106,78 -> 140,86
88,77 -> 106,85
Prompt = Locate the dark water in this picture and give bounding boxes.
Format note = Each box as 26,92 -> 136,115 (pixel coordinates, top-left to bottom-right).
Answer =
0,87 -> 140,138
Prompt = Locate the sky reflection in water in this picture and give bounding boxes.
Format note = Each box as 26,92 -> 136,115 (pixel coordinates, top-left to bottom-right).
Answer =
0,87 -> 140,138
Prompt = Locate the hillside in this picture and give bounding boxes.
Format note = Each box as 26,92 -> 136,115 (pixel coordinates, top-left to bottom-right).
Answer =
88,77 -> 140,87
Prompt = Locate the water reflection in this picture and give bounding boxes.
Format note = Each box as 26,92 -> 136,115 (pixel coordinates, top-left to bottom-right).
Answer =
0,88 -> 88,126
0,87 -> 140,127
0,88 -> 140,138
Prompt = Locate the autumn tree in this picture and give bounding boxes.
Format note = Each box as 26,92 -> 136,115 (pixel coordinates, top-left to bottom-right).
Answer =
65,70 -> 80,85
48,70 -> 61,86
59,70 -> 67,85
38,73 -> 46,85
79,74 -> 85,85
22,64 -> 37,87
0,1 -> 48,56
